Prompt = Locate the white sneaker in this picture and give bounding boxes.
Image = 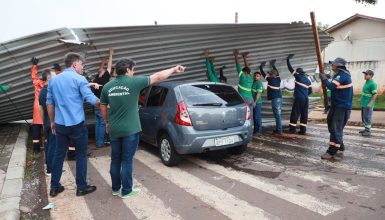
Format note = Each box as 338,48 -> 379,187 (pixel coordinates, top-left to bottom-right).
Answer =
120,188 -> 141,199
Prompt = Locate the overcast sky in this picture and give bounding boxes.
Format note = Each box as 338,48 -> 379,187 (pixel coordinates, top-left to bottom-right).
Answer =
1,0 -> 384,42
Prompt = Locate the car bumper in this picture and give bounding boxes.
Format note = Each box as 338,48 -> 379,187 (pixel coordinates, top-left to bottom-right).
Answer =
173,120 -> 252,154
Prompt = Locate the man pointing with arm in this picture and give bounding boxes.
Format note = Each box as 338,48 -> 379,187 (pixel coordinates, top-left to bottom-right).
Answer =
100,58 -> 185,199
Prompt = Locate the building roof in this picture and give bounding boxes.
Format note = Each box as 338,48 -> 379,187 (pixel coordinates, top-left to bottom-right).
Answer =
0,23 -> 332,123
327,13 -> 385,33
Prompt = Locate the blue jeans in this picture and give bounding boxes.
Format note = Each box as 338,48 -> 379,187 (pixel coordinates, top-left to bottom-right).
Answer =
110,133 -> 139,195
32,124 -> 42,152
44,123 -> 56,173
253,103 -> 262,133
271,98 -> 282,132
361,107 -> 373,131
94,108 -> 106,147
51,122 -> 88,190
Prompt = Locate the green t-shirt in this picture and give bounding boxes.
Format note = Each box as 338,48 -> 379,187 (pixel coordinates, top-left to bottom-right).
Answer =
251,81 -> 263,104
236,64 -> 253,99
360,79 -> 377,109
0,85 -> 10,93
100,75 -> 150,139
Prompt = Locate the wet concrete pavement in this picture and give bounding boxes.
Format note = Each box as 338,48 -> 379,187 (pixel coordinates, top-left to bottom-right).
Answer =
0,124 -> 25,219
1,107 -> 384,219
45,121 -> 385,220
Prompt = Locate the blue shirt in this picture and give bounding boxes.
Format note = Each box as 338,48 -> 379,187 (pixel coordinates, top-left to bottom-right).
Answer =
47,68 -> 98,126
293,73 -> 312,100
323,69 -> 353,110
38,85 -> 50,127
260,65 -> 282,100
287,59 -> 312,100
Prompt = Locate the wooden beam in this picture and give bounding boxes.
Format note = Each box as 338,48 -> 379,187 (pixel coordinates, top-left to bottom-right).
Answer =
310,11 -> 328,108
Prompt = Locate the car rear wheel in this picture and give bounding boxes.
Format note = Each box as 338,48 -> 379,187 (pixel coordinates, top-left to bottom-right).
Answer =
227,144 -> 247,155
159,134 -> 181,167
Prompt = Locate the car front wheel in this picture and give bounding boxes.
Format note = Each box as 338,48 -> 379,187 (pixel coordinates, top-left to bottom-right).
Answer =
227,144 -> 247,155
159,134 -> 181,167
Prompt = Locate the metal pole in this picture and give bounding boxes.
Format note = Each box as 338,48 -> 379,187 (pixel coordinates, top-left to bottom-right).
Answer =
310,11 -> 328,108
235,12 -> 238,24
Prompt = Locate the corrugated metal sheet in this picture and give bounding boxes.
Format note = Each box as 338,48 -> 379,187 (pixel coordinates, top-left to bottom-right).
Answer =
0,23 -> 332,123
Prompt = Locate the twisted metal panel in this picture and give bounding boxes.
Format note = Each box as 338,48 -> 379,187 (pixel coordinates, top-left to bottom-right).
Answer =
0,23 -> 332,123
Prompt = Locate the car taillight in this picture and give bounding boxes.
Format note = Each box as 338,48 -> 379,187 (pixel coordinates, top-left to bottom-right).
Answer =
174,101 -> 192,126
243,99 -> 251,120
246,105 -> 251,120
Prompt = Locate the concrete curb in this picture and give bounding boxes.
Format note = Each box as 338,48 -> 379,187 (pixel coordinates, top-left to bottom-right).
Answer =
0,124 -> 29,220
309,118 -> 385,128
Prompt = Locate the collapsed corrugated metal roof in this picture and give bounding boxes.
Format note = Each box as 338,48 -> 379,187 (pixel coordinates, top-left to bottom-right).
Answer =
0,23 -> 332,123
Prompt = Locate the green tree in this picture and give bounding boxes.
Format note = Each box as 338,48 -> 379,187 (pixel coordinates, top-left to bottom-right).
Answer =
355,0 -> 377,5
317,22 -> 329,31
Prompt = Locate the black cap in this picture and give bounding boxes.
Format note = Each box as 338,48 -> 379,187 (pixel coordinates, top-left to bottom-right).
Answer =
362,69 -> 374,76
52,63 -> 62,71
296,68 -> 304,73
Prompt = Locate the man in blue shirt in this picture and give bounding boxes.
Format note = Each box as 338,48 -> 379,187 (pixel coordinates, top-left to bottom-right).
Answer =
286,54 -> 312,135
47,52 -> 100,197
260,60 -> 283,135
39,69 -> 56,176
319,57 -> 353,160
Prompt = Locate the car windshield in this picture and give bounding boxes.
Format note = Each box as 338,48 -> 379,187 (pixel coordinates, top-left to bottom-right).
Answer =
179,84 -> 244,107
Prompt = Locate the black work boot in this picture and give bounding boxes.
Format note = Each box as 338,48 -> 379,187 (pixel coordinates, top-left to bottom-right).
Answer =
298,126 -> 306,135
288,127 -> 296,134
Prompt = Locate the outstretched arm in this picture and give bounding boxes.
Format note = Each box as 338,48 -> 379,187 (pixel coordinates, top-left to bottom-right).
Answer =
233,49 -> 241,74
30,57 -> 43,88
241,52 -> 249,67
107,48 -> 113,74
150,65 -> 186,84
206,57 -> 219,82
286,54 -> 295,74
270,59 -> 279,75
203,49 -> 219,82
259,62 -> 267,79
219,67 -> 225,78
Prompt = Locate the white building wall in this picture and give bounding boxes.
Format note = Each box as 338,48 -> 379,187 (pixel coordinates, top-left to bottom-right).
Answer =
323,18 -> 385,94
347,60 -> 385,94
331,19 -> 385,41
324,38 -> 385,61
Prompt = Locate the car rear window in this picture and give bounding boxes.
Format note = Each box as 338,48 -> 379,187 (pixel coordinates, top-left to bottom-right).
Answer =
179,84 -> 244,107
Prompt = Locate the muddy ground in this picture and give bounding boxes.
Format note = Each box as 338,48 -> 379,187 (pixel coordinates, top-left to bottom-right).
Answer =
20,132 -> 50,220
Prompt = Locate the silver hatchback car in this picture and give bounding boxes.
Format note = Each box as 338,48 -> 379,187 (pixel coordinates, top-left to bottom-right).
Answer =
139,81 -> 252,166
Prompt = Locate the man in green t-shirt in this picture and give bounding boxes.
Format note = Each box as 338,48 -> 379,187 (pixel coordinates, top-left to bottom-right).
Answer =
100,58 -> 185,199
251,72 -> 263,134
360,69 -> 377,137
233,49 -> 253,111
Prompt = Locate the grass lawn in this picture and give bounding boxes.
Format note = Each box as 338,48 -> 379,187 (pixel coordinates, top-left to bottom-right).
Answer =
282,90 -> 385,110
